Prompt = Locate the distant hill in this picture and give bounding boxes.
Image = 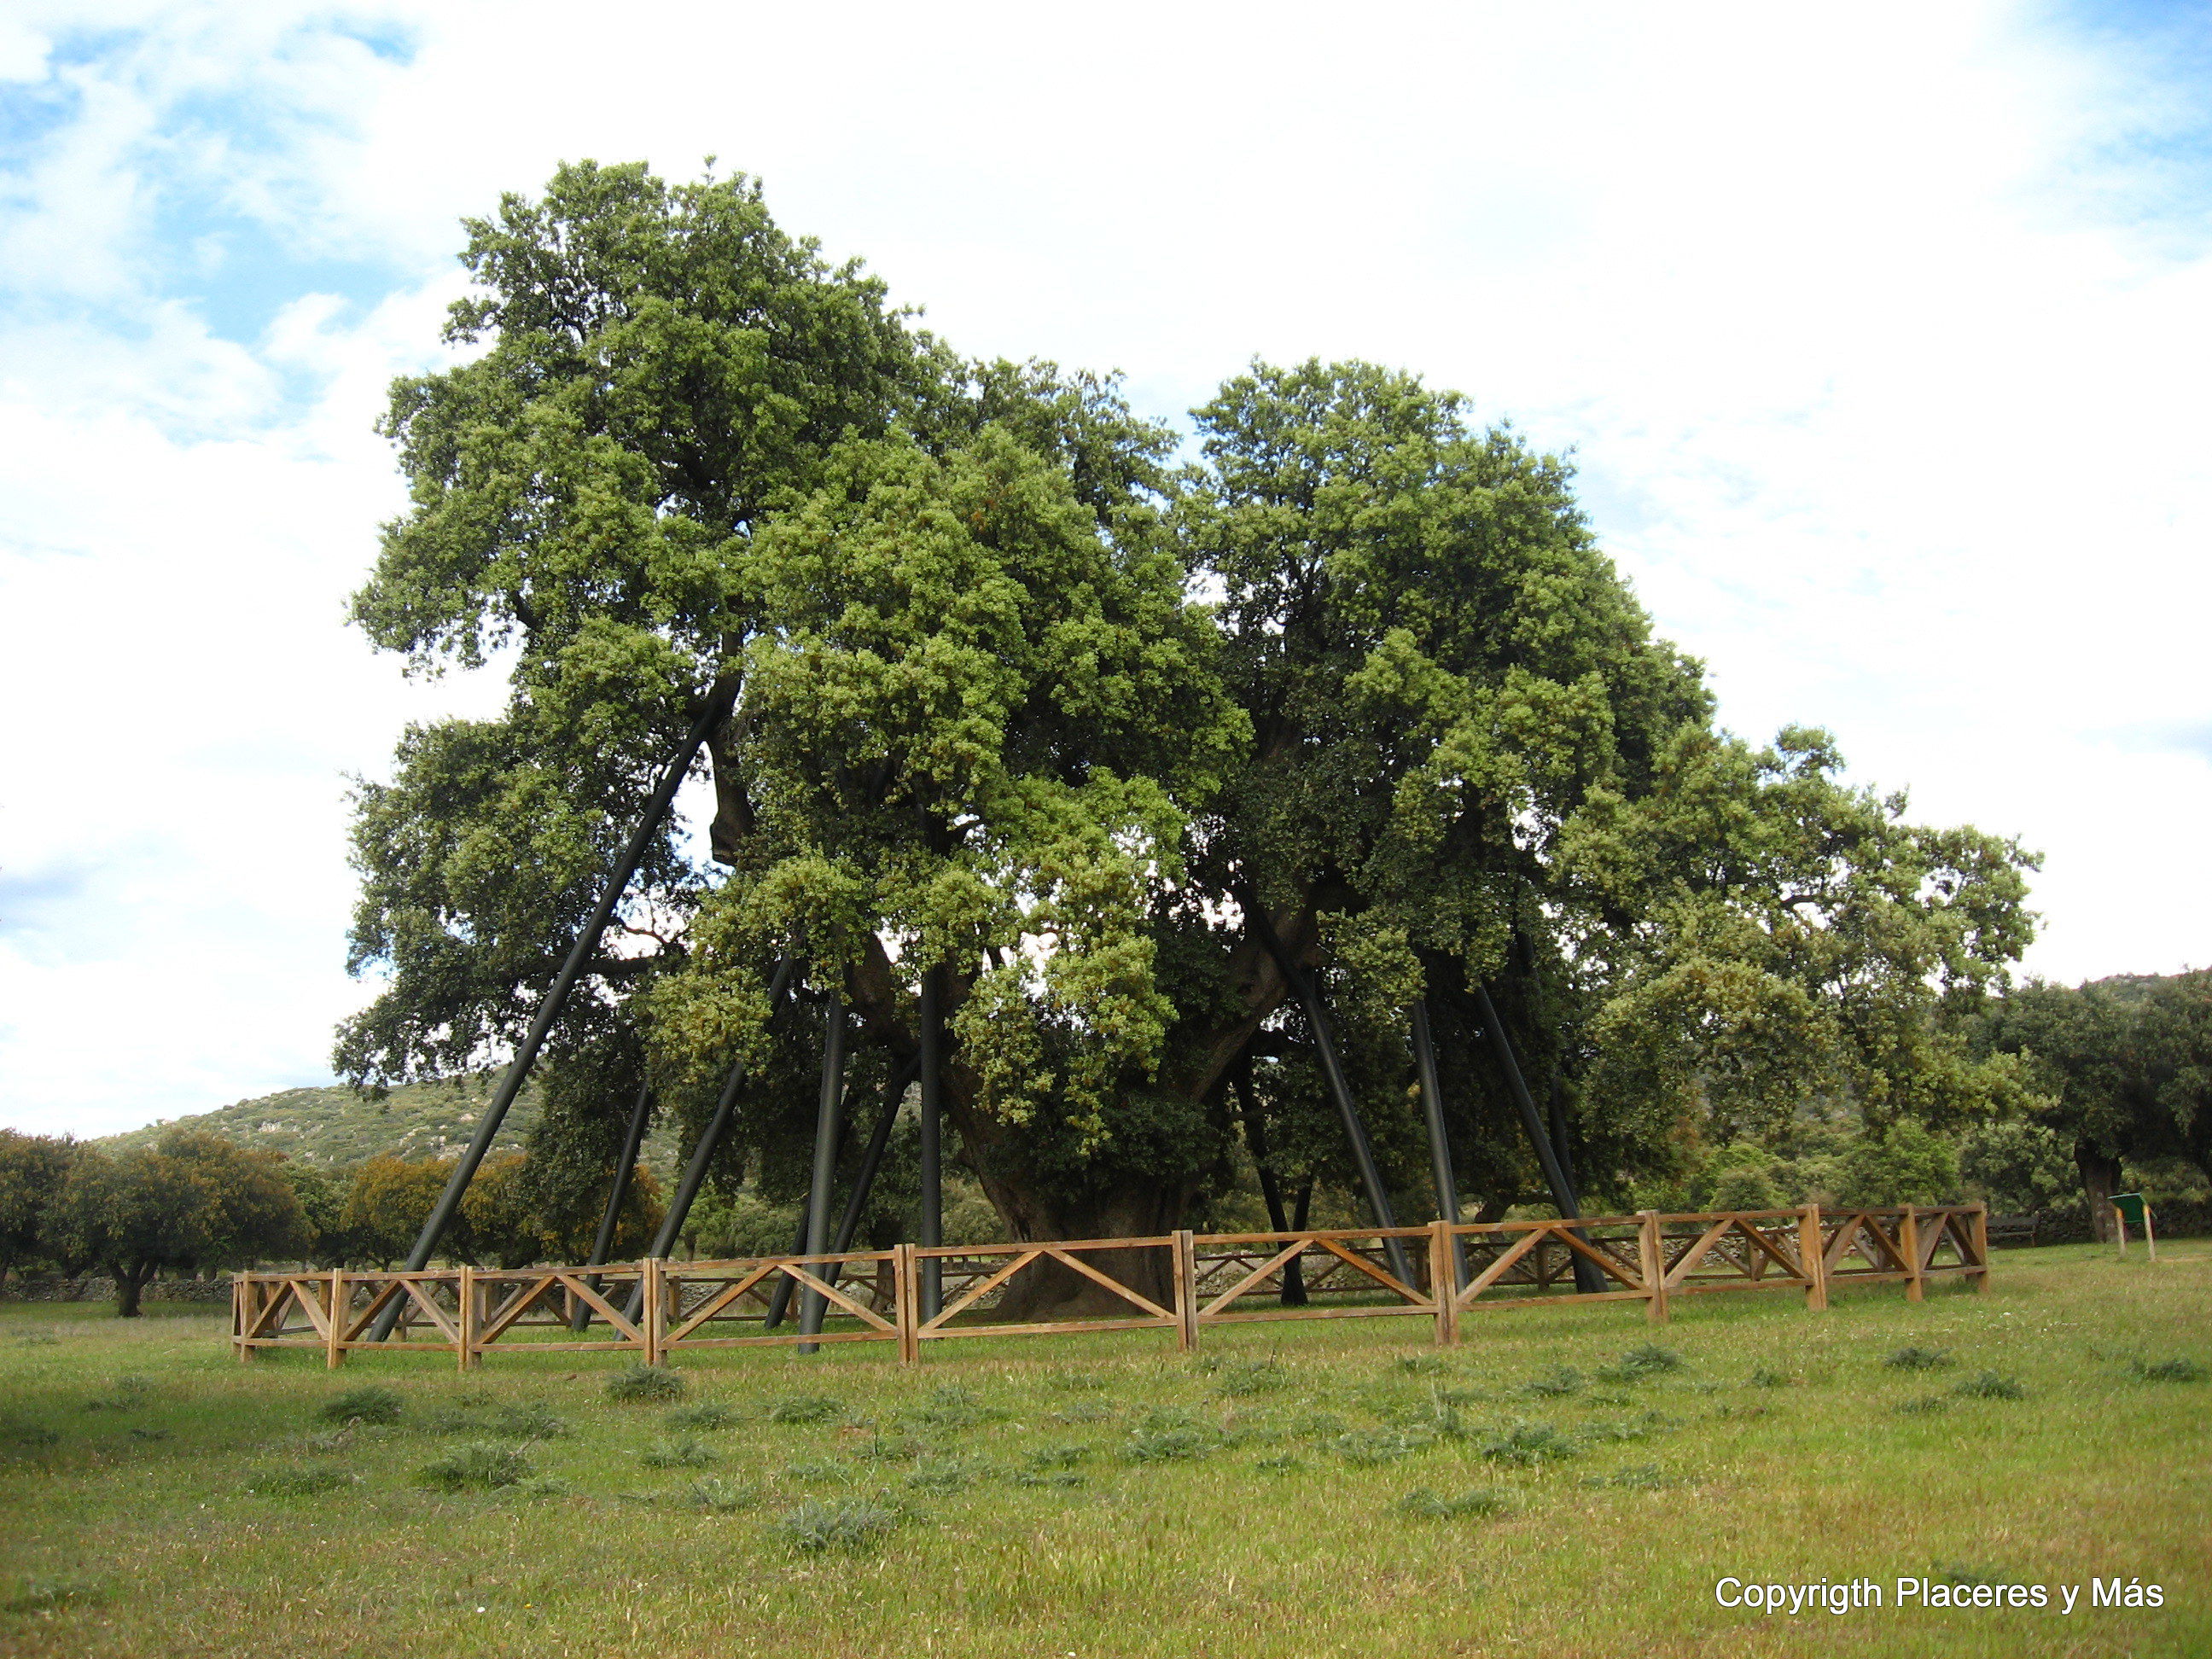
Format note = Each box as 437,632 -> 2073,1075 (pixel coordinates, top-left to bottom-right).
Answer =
99,1076 -> 544,1169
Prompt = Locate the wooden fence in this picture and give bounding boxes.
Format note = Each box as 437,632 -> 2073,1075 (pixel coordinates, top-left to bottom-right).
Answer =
233,1202 -> 1988,1369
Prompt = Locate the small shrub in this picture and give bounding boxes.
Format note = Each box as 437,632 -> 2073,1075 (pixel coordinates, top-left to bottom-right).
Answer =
668,1400 -> 742,1430
783,1454 -> 850,1481
250,1465 -> 361,1496
1952,1371 -> 2025,1401
639,1436 -> 718,1470
1481,1421 -> 1579,1465
605,1364 -> 687,1404
1394,1486 -> 1510,1520
2127,1357 -> 2208,1383
1585,1410 -> 1672,1444
1526,1366 -> 1583,1398
419,1441 -> 532,1491
766,1393 -> 843,1426
515,1475 -> 575,1499
1748,1365 -> 1790,1389
319,1385 -> 403,1426
1026,1444 -> 1091,1471
1597,1343 -> 1682,1383
1883,1346 -> 1953,1372
772,1497 -> 906,1554
684,1476 -> 758,1512
2,1419 -> 60,1450
854,1433 -> 923,1464
127,1426 -> 170,1442
1426,1388 -> 1472,1441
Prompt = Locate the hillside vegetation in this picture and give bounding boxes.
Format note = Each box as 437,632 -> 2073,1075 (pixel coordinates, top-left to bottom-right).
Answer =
96,1078 -> 544,1171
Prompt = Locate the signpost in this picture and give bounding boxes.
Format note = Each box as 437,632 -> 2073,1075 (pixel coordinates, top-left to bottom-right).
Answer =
2110,1192 -> 2156,1261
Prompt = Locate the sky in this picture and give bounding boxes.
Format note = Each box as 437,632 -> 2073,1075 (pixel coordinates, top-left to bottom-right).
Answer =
2,0 -> 2209,1138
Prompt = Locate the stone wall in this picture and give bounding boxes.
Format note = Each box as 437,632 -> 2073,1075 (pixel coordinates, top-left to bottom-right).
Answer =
1,1275 -> 235,1304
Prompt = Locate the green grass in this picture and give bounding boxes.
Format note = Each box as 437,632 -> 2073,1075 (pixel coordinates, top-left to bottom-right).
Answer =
2,1243 -> 2207,1656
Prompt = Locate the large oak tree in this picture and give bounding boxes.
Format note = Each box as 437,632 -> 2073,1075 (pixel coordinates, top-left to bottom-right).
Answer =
340,165 -> 2035,1301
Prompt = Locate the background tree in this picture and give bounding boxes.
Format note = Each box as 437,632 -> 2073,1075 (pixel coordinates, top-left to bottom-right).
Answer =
339,1155 -> 454,1268
48,1130 -> 305,1315
0,1130 -> 77,1292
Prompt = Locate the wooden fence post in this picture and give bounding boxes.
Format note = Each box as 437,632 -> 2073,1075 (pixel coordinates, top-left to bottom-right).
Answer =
1638,1212 -> 1670,1324
1799,1206 -> 1827,1311
1901,1208 -> 1924,1302
1173,1230 -> 1198,1353
326,1269 -> 346,1370
643,1257 -> 666,1365
1970,1203 -> 1991,1293
233,1276 -> 250,1363
1429,1220 -> 1458,1348
894,1243 -> 920,1365
457,1264 -> 477,1371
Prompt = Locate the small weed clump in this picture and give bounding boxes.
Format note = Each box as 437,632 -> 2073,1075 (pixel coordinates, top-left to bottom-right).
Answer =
1394,1486 -> 1510,1521
772,1497 -> 908,1554
83,1374 -> 152,1412
1124,1414 -> 1219,1462
1331,1429 -> 1427,1467
4,1576 -> 103,1615
639,1436 -> 717,1470
1598,1344 -> 1682,1383
1394,1353 -> 1452,1377
1952,1372 -> 2025,1401
1044,1400 -> 1114,1426
1748,1365 -> 1790,1389
1215,1359 -> 1287,1397
605,1364 -> 688,1404
1883,1346 -> 1953,1372
419,1441 -> 533,1491
318,1384 -> 402,1425
905,1458 -> 986,1493
1526,1366 -> 1582,1398
250,1466 -> 362,1497
767,1393 -> 844,1425
2,1418 -> 60,1450
1044,1369 -> 1109,1391
1893,1395 -> 1952,1417
1481,1421 -> 1579,1465
684,1476 -> 759,1512
486,1401 -> 568,1440
1582,1464 -> 1671,1490
902,1384 -> 999,1429
1026,1444 -> 1091,1471
2127,1357 -> 2208,1383
668,1400 -> 742,1430
1253,1452 -> 1305,1473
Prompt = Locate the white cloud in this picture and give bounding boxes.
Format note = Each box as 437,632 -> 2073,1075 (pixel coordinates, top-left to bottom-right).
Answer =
3,0 -> 2209,1136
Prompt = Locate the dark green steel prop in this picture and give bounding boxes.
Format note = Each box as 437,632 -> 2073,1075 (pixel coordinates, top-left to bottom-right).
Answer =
1473,984 -> 1604,1295
570,1075 -> 654,1333
372,693 -> 731,1340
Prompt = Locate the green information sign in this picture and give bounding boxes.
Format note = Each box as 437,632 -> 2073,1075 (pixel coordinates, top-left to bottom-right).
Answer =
2110,1193 -> 2149,1227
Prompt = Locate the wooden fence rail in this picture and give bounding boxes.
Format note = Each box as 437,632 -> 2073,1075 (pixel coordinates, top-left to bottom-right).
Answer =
233,1202 -> 1988,1369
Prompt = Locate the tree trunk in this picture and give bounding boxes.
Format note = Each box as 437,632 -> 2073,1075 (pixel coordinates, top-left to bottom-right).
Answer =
2075,1140 -> 2122,1242
111,1260 -> 154,1318
984,1179 -> 1190,1322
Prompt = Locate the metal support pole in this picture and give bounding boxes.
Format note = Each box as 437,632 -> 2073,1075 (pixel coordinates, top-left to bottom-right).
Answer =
1473,984 -> 1605,1295
620,958 -> 799,1325
822,1054 -> 924,1293
797,989 -> 848,1350
371,694 -> 730,1340
1231,1061 -> 1305,1305
573,1075 -> 655,1333
1410,998 -> 1467,1289
1245,901 -> 1412,1286
917,967 -> 945,1321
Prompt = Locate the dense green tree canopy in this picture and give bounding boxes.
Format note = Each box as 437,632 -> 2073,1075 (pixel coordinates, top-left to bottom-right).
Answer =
339,162 -> 2039,1257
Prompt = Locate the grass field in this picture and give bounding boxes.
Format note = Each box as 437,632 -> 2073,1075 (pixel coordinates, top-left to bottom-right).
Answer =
2,1243 -> 2206,1658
